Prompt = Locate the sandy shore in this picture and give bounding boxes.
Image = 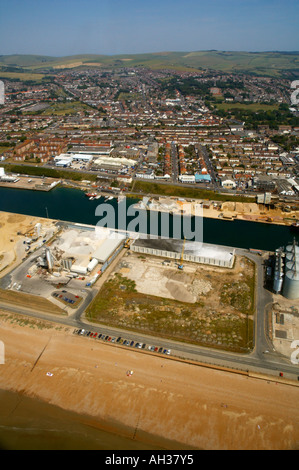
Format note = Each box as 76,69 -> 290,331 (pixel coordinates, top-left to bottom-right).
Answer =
0,312 -> 298,450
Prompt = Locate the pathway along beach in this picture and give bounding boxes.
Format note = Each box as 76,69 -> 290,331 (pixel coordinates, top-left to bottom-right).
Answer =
0,314 -> 298,450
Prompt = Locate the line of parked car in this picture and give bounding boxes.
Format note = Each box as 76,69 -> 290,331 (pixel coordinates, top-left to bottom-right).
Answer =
73,328 -> 171,356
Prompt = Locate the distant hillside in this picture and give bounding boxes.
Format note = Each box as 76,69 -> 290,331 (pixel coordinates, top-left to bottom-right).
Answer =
0,50 -> 298,78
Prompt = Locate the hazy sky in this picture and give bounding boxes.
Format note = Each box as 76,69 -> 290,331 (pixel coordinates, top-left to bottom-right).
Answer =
0,0 -> 298,56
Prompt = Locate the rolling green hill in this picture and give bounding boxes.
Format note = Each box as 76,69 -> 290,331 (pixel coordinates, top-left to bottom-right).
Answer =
0,50 -> 298,78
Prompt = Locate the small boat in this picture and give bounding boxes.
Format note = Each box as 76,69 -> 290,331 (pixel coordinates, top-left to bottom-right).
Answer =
95,195 -> 101,199
85,192 -> 97,198
89,197 -> 94,201
107,196 -> 114,201
290,222 -> 299,232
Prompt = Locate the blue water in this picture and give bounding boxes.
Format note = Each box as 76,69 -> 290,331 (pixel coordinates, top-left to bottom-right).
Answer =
0,186 -> 297,251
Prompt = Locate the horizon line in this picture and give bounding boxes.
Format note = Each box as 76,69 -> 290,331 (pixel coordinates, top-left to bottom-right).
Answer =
1,49 -> 299,58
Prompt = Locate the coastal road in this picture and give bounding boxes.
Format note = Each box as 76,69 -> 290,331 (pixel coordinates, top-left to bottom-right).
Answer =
0,299 -> 298,381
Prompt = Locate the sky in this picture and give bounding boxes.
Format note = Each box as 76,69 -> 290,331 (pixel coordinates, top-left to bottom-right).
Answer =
0,0 -> 298,56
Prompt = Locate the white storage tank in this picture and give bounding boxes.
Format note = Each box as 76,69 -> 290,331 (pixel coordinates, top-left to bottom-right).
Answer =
286,251 -> 299,262
285,260 -> 299,272
273,274 -> 284,294
282,270 -> 299,300
87,258 -> 98,272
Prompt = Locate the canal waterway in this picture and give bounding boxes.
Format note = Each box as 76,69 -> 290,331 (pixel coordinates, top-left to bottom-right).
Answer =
0,186 -> 298,251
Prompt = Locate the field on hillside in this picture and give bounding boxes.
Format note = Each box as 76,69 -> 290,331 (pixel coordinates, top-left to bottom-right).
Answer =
1,51 -> 298,77
0,71 -> 45,81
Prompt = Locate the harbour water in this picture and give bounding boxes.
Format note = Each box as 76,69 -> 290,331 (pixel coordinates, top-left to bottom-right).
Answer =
0,389 -> 170,450
0,186 -> 298,251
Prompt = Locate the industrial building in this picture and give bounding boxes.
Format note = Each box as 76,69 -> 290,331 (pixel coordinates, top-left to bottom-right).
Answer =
130,238 -> 235,269
54,153 -> 93,167
37,227 -> 126,284
273,240 -> 299,300
0,167 -> 19,183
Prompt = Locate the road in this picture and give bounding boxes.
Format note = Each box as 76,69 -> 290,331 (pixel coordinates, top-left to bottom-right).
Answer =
170,142 -> 178,183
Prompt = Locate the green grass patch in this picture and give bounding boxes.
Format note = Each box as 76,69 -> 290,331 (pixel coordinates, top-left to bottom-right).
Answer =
40,101 -> 94,116
0,71 -> 45,81
1,163 -> 98,182
215,102 -> 279,112
132,180 -> 254,203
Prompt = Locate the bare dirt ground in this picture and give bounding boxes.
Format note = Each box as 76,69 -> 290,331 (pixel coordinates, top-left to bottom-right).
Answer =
87,253 -> 254,352
0,312 -> 298,450
270,295 -> 299,359
0,212 -> 55,276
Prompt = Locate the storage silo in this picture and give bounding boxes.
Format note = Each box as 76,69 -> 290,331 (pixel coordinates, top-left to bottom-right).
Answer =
273,249 -> 284,294
282,270 -> 299,299
285,260 -> 299,272
273,272 -> 284,294
286,250 -> 299,262
46,248 -> 54,273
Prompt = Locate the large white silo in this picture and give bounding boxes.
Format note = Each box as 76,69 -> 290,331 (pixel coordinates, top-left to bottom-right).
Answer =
286,260 -> 299,272
282,270 -> 299,299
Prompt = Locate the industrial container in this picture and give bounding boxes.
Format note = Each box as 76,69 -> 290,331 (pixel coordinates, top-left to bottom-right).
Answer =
282,270 -> 299,300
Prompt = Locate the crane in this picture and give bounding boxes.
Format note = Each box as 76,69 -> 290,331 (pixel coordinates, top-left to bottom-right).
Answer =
178,237 -> 186,270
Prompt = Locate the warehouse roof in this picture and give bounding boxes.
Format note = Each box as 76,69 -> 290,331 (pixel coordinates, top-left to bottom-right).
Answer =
93,236 -> 125,263
132,238 -> 234,263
